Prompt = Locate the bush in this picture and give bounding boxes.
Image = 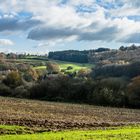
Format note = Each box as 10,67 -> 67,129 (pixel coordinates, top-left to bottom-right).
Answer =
46,62 -> 60,74
77,69 -> 91,78
13,86 -> 30,98
93,61 -> 140,79
67,66 -> 73,70
3,71 -> 22,88
87,78 -> 128,106
61,69 -> 66,73
30,82 -> 48,99
23,68 -> 39,82
127,76 -> 140,107
0,84 -> 12,96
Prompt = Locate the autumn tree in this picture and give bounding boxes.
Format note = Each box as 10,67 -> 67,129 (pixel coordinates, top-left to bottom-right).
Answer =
0,53 -> 6,62
23,68 -> 39,82
3,71 -> 22,88
127,76 -> 140,107
77,69 -> 91,78
46,62 -> 60,74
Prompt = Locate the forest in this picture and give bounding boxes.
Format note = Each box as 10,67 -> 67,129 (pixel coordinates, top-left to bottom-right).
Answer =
0,50 -> 140,108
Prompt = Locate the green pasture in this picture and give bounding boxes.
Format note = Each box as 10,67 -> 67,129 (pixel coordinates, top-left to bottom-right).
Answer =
34,60 -> 93,72
0,125 -> 140,140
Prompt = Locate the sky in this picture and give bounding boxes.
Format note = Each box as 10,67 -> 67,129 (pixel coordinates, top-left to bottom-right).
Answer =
0,0 -> 140,54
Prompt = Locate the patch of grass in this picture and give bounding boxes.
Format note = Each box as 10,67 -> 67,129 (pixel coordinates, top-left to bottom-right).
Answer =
59,63 -> 90,71
0,125 -> 23,130
33,60 -> 93,72
6,58 -> 94,72
0,125 -> 140,140
52,60 -> 93,68
33,66 -> 46,70
0,125 -> 33,135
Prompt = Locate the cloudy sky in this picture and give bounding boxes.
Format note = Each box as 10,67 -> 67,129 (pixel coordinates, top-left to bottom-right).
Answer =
0,0 -> 140,54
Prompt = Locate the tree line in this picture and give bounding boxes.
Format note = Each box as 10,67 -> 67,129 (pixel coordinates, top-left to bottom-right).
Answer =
93,61 -> 140,78
0,61 -> 140,108
0,50 -> 140,108
48,48 -> 110,63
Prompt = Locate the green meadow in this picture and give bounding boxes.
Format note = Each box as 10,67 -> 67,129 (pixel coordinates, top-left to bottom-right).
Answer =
0,125 -> 140,140
34,60 -> 93,72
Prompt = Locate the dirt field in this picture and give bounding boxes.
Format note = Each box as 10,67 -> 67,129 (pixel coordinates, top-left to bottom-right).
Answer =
0,97 -> 140,131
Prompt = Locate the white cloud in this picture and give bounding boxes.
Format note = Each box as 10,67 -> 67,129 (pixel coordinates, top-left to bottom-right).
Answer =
0,14 -> 41,32
68,0 -> 95,6
0,0 -> 139,48
108,0 -> 140,17
39,6 -> 91,28
111,6 -> 140,17
0,39 -> 14,46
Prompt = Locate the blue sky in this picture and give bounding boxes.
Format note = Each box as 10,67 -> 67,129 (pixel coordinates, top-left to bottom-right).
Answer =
0,0 -> 140,54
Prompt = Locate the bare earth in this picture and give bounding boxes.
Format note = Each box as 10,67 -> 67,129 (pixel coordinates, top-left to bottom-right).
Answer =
0,97 -> 140,131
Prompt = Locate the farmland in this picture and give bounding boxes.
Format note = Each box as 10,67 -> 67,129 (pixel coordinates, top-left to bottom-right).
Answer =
6,58 -> 93,72
0,0 -> 140,139
34,60 -> 93,72
0,57 -> 140,139
0,96 -> 140,129
0,97 -> 140,126
0,96 -> 139,139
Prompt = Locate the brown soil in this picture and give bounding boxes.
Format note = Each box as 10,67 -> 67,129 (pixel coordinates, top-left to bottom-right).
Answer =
0,97 -> 140,131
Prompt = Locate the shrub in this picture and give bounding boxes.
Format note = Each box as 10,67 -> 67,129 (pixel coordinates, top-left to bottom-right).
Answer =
3,71 -> 22,88
13,86 -> 30,98
0,84 -> 12,96
61,69 -> 66,73
23,68 -> 39,82
77,69 -> 91,78
46,62 -> 60,74
67,66 -> 73,70
127,76 -> 140,107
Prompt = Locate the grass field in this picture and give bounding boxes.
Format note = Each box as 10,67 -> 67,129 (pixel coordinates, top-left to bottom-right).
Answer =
34,60 -> 93,72
6,58 -> 93,72
0,125 -> 140,140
